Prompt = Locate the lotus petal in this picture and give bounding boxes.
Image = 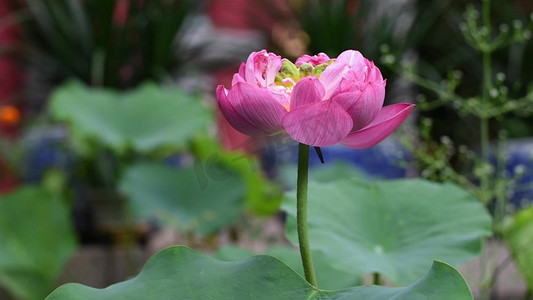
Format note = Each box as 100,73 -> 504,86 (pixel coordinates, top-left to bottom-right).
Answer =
290,77 -> 325,110
218,83 -> 286,135
282,100 -> 353,147
341,103 -> 414,149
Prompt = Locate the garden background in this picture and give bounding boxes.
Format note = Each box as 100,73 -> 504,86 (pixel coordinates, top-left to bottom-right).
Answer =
0,0 -> 532,299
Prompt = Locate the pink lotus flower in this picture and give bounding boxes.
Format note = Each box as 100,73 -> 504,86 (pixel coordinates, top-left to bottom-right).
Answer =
216,49 -> 414,148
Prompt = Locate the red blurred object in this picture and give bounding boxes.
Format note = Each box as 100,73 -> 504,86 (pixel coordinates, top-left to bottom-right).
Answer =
208,0 -> 292,31
0,159 -> 18,195
0,176 -> 18,195
113,0 -> 130,27
516,0 -> 533,12
0,2 -> 19,42
0,1 -> 21,193
0,105 -> 20,126
0,1 -> 23,138
0,57 -> 22,105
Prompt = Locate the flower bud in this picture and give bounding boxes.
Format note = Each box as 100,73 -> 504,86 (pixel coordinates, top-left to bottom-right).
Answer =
312,60 -> 334,77
276,59 -> 300,87
298,63 -> 314,78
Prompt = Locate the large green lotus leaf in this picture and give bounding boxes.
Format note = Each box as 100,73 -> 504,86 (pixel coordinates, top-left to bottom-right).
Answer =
46,246 -> 472,300
503,205 -> 533,289
0,186 -> 77,300
49,81 -> 212,155
283,178 -> 491,285
216,245 -> 361,290
119,162 -> 245,235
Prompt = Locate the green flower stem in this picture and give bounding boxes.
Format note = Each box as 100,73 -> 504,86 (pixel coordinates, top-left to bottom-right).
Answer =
297,143 -> 318,288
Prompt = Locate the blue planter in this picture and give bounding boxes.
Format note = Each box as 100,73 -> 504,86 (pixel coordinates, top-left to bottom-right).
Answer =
21,126 -> 72,182
263,136 -> 411,180
502,138 -> 533,207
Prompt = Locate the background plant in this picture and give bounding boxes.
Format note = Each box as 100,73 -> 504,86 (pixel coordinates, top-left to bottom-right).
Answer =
379,0 -> 533,297
16,0 -> 196,88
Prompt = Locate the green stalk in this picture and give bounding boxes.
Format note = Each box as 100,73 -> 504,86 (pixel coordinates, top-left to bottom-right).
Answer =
297,143 -> 318,288
480,0 -> 492,204
479,2 -> 494,299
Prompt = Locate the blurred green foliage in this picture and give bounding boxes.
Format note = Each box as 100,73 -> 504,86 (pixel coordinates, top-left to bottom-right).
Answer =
387,0 -> 533,141
190,135 -> 283,216
0,186 -> 77,300
49,81 -> 212,157
48,81 -> 283,216
18,0 -> 196,88
503,205 -> 533,292
44,81 -> 283,248
290,0 -> 369,57
119,162 -> 246,236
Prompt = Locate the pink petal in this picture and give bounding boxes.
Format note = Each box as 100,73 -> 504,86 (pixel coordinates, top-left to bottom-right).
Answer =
336,50 -> 367,74
237,62 -> 246,79
217,83 -> 286,136
244,50 -> 282,87
232,73 -> 246,85
340,103 -> 414,149
282,100 -> 353,147
341,103 -> 415,149
338,69 -> 364,93
217,85 -> 265,136
319,62 -> 349,99
295,53 -> 331,67
365,60 -> 384,82
333,81 -> 386,130
265,54 -> 282,85
290,77 -> 325,110
335,62 -> 385,95
269,90 -> 290,109
244,50 -> 264,84
227,83 -> 287,134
